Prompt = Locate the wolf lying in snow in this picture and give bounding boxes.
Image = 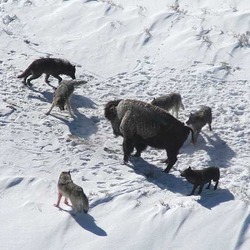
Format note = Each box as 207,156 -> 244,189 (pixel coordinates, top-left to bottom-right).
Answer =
180,166 -> 220,195
54,171 -> 89,214
151,92 -> 185,118
46,79 -> 87,117
17,58 -> 76,86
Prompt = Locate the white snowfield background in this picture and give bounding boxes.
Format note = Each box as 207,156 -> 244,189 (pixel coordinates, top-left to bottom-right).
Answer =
0,0 -> 249,249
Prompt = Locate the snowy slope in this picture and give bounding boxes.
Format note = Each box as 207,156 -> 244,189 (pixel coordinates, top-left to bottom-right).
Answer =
0,0 -> 249,250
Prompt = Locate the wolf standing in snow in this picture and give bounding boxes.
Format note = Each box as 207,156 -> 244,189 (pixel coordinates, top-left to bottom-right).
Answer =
46,79 -> 87,117
186,106 -> 212,143
151,92 -> 185,118
17,58 -> 76,86
54,171 -> 89,214
180,166 -> 220,195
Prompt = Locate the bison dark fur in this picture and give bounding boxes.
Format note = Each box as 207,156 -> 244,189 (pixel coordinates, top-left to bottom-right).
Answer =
104,99 -> 194,173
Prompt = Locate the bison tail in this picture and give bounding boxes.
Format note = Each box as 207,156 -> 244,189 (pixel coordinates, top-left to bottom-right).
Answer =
104,100 -> 122,121
188,127 -> 195,144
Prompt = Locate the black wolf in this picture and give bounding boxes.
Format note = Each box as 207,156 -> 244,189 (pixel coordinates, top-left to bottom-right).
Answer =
17,58 -> 76,85
186,106 -> 212,142
104,99 -> 194,173
180,166 -> 220,195
151,92 -> 185,118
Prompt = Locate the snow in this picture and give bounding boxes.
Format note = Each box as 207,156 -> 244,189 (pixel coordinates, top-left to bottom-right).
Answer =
0,0 -> 249,249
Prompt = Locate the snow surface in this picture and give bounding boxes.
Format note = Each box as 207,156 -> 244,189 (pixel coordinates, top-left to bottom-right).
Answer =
0,0 -> 249,249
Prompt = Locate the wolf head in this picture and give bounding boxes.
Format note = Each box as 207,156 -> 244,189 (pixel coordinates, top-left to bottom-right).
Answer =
180,166 -> 193,177
59,171 -> 72,182
68,65 -> 76,80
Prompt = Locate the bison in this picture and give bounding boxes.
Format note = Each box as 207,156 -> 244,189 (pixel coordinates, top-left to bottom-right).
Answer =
104,99 -> 194,173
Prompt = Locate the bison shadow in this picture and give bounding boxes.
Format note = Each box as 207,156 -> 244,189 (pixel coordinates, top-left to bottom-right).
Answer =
128,157 -> 189,195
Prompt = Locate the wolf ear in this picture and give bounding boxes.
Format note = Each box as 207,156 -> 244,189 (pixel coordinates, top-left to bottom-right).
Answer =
188,166 -> 191,170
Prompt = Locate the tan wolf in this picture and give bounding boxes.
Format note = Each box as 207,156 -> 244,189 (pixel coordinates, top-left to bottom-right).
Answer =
17,58 -> 76,86
54,171 -> 89,214
151,92 -> 185,118
46,79 -> 87,117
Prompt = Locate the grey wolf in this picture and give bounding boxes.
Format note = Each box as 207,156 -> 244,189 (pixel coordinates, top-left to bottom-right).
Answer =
54,171 -> 89,214
151,92 -> 184,118
104,99 -> 194,173
46,79 -> 87,117
180,166 -> 220,195
17,58 -> 76,85
186,106 -> 212,142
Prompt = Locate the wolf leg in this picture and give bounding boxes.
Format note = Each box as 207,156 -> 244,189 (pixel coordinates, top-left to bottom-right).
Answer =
54,192 -> 62,207
27,73 -> 42,85
189,184 -> 198,196
52,74 -> 62,83
46,102 -> 56,115
214,180 -> 219,190
45,74 -> 50,83
64,197 -> 69,205
198,184 -> 204,194
66,100 -> 74,117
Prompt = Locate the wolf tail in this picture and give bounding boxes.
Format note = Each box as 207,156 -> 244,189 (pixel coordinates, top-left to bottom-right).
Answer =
17,67 -> 31,78
72,80 -> 88,86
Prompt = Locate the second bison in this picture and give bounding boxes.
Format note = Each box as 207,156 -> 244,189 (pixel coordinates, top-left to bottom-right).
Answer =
104,99 -> 194,173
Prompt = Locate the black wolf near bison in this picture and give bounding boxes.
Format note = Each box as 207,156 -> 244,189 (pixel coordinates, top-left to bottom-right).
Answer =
18,58 -> 76,86
104,99 -> 194,173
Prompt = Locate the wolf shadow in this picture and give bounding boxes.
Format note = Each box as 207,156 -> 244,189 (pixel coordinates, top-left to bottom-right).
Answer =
73,213 -> 107,236
201,131 -> 236,167
58,206 -> 107,236
197,188 -> 234,209
29,87 -> 98,139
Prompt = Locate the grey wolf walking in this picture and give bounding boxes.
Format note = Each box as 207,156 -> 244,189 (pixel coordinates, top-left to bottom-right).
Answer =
17,58 -> 76,85
54,171 -> 89,214
151,92 -> 184,118
46,79 -> 87,117
180,166 -> 220,195
186,106 -> 212,142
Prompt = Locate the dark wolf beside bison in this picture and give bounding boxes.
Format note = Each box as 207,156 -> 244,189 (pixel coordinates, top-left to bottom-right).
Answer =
104,99 -> 194,173
18,58 -> 76,86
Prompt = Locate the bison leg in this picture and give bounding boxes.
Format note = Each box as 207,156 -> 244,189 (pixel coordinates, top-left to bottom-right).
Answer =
134,141 -> 147,157
163,150 -> 178,173
123,138 -> 134,163
206,181 -> 211,189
